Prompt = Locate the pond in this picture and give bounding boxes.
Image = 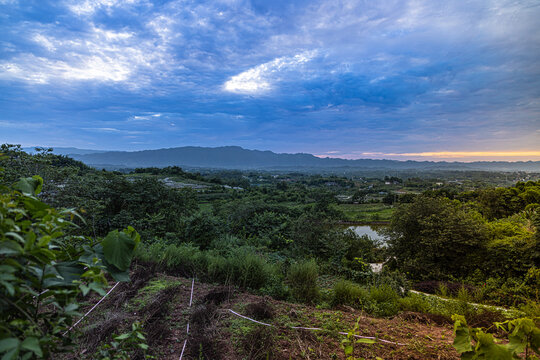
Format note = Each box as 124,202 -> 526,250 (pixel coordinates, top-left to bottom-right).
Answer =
347,225 -> 389,244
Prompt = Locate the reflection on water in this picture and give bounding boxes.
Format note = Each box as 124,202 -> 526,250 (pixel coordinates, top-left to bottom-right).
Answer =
348,225 -> 388,243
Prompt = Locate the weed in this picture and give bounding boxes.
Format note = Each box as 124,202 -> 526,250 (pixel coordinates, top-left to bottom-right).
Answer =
288,260 -> 319,304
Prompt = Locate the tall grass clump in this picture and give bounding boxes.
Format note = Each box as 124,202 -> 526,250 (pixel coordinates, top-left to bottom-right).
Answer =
162,243 -> 208,276
287,259 -> 319,304
332,279 -> 367,307
227,248 -> 275,290
367,284 -> 400,317
136,242 -> 279,291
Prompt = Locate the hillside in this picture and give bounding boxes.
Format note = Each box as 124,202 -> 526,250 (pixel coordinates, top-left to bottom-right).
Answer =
63,146 -> 540,172
64,265 -> 459,360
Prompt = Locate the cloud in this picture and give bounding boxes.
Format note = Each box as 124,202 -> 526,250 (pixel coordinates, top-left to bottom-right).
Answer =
223,50 -> 317,94
66,0 -> 142,16
129,113 -> 162,121
0,0 -> 538,154
0,24 -> 171,86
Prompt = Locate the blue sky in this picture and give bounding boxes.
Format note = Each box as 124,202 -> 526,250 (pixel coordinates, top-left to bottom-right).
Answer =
0,0 -> 539,161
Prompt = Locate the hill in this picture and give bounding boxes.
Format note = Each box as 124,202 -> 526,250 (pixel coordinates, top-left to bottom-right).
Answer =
62,266 -> 459,360
64,146 -> 540,172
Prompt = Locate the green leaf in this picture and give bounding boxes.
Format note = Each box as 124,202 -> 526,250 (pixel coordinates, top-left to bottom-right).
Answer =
13,176 -> 43,195
3,233 -> 25,246
50,261 -> 85,286
102,230 -> 136,272
1,348 -> 19,360
0,338 -> 19,353
114,333 -> 130,340
0,241 -> 23,255
0,280 -> 15,296
355,338 -> 376,344
105,266 -> 130,282
21,337 -> 42,357
452,316 -> 474,354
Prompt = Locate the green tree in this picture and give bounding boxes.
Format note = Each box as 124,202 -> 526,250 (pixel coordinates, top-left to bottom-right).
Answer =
386,196 -> 488,279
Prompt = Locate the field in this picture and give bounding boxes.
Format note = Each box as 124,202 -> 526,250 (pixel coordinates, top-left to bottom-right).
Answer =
338,203 -> 395,222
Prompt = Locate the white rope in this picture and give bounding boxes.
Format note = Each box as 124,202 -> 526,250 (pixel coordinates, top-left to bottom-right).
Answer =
179,339 -> 187,359
63,282 -> 120,335
189,278 -> 194,307
179,278 -> 195,360
228,309 -> 273,327
227,308 -> 405,346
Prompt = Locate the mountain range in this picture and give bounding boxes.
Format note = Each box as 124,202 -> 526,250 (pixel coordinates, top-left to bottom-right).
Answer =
36,146 -> 540,172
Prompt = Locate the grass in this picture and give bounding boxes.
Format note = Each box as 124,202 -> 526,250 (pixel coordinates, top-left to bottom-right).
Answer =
288,260 -> 320,304
331,280 -> 401,317
129,275 -> 182,310
398,292 -> 524,321
338,203 -> 394,222
135,242 -> 284,292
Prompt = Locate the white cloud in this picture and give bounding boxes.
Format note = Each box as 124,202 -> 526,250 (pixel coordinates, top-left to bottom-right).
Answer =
67,0 -> 141,16
223,51 -> 317,94
130,113 -> 162,121
0,25 -> 170,86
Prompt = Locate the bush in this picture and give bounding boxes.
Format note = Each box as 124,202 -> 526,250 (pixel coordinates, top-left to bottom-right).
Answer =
367,284 -> 400,317
135,242 -> 278,291
227,249 -> 274,290
288,260 -> 319,304
332,279 -> 367,307
370,271 -> 409,296
398,293 -> 431,313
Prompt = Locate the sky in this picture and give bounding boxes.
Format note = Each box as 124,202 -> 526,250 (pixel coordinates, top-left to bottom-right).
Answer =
0,0 -> 539,161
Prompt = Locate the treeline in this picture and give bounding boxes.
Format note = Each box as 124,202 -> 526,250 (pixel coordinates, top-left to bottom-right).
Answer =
1,145 -> 538,309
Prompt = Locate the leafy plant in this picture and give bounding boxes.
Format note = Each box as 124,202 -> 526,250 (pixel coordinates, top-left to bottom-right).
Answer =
0,175 -> 139,359
452,314 -> 540,359
95,321 -> 153,359
341,318 -> 378,360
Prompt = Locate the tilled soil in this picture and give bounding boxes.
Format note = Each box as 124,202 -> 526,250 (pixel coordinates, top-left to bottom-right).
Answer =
64,270 -> 461,360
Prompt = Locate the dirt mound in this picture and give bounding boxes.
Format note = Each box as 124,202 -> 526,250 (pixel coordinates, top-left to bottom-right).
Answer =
188,303 -> 223,359
81,310 -> 129,352
245,300 -> 275,321
202,286 -> 233,305
397,311 -> 451,325
139,284 -> 183,349
104,263 -> 155,309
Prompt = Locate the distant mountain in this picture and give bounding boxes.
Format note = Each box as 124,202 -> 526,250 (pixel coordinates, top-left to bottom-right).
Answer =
24,147 -> 107,156
66,146 -> 540,172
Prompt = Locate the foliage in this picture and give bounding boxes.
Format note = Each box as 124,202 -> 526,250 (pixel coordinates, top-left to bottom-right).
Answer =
0,175 -> 139,359
386,196 -> 489,279
452,315 -> 540,359
287,259 -> 319,304
341,317 -> 377,360
95,321 -> 153,359
135,242 -> 282,292
332,280 -> 367,307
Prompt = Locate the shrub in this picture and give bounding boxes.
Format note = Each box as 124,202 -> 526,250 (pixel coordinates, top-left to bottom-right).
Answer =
370,270 -> 409,296
288,260 -> 319,304
0,176 -> 139,359
398,293 -> 431,313
162,243 -> 208,276
227,249 -> 274,290
332,279 -> 367,307
367,284 -> 400,317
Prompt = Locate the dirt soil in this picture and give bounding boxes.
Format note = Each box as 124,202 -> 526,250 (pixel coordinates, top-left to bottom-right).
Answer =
65,268 -> 461,360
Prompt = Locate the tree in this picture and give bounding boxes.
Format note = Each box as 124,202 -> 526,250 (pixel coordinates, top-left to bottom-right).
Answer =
386,196 -> 488,279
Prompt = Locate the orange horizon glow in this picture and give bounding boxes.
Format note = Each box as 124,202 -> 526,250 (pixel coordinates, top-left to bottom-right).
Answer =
314,151 -> 540,162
